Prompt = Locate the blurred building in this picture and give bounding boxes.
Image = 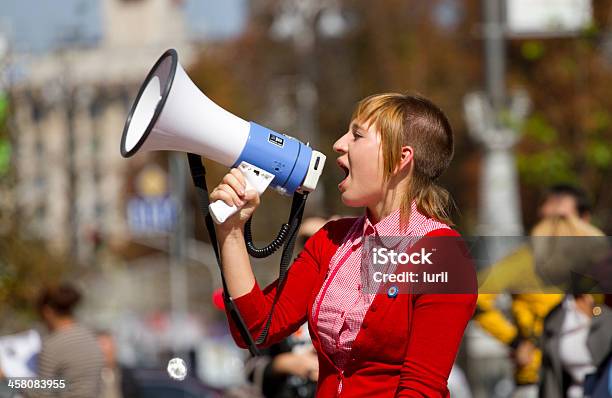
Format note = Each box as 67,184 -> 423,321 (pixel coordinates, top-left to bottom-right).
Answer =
8,0 -> 195,260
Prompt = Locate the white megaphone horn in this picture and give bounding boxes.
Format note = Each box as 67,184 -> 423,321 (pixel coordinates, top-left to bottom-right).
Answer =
120,49 -> 326,224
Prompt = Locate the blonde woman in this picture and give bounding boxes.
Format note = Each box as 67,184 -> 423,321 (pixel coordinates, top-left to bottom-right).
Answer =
212,93 -> 477,397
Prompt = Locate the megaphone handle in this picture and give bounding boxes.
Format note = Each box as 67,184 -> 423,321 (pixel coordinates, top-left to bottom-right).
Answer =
209,162 -> 274,224
209,200 -> 239,225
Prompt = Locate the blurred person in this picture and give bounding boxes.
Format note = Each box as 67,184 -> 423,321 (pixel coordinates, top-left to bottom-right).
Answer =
245,323 -> 318,398
538,185 -> 592,224
96,331 -> 138,398
540,294 -> 612,398
30,283 -> 104,397
212,93 -> 477,396
534,217 -> 611,398
476,184 -> 596,398
448,364 -> 473,398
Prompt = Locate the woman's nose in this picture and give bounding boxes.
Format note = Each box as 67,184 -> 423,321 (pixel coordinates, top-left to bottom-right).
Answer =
333,133 -> 349,154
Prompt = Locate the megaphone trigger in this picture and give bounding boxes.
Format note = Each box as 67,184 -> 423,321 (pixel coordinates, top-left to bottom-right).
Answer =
209,162 -> 274,224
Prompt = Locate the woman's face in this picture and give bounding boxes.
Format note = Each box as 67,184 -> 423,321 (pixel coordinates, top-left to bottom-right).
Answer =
333,120 -> 386,207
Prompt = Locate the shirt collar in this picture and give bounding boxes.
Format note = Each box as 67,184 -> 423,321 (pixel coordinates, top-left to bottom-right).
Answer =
351,201 -> 428,248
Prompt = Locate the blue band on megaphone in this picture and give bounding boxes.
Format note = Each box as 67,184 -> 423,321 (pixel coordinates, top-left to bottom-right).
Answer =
232,122 -> 313,195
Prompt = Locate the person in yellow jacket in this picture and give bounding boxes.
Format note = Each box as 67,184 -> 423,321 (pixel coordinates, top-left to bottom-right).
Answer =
475,184 -> 596,398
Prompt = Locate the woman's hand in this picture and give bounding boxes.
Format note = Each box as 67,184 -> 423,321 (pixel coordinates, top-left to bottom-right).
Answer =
210,168 -> 261,234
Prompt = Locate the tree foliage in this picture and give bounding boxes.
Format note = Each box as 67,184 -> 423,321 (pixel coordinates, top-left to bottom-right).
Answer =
189,0 -> 612,232
508,2 -> 612,228
0,224 -> 69,332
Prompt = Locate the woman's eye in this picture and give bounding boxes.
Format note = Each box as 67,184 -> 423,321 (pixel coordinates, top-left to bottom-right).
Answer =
352,133 -> 362,140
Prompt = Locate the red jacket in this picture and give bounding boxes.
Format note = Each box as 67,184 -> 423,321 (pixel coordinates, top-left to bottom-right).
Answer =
226,218 -> 477,397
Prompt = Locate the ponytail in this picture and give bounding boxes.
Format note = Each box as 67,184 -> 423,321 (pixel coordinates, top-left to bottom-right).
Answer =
401,172 -> 455,227
415,183 -> 454,226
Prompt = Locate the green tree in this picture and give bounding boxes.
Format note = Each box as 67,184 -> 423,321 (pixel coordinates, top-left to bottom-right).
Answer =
508,4 -> 612,228
0,225 -> 70,332
189,0 -> 612,232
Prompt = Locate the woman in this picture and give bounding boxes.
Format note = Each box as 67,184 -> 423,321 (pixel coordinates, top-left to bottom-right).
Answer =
212,93 -> 477,397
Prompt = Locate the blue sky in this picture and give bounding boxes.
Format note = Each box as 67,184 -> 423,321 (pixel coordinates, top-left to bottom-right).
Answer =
0,0 -> 246,54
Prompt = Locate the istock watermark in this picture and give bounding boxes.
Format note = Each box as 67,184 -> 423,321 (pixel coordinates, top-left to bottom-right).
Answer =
372,270 -> 448,284
361,236 -> 477,295
371,247 -> 433,265
358,235 -> 612,295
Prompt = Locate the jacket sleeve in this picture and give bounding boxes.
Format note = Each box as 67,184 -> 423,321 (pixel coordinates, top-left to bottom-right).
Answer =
475,293 -> 518,345
474,245 -> 534,345
396,229 -> 477,397
225,223 -> 327,349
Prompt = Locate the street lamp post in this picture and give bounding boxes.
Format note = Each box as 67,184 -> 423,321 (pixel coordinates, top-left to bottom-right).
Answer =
270,0 -> 347,213
464,0 -> 529,262
484,0 -> 506,111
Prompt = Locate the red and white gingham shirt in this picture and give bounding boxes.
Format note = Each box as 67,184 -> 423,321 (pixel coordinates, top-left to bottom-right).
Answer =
312,202 -> 449,372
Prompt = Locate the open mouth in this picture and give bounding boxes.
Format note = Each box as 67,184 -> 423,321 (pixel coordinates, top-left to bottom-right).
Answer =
340,165 -> 349,179
337,160 -> 349,189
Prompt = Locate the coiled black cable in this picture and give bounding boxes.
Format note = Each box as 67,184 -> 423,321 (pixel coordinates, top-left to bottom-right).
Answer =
244,192 -> 308,258
244,220 -> 290,258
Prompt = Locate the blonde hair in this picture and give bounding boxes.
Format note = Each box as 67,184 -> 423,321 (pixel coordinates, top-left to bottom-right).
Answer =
531,216 -> 608,287
352,93 -> 454,225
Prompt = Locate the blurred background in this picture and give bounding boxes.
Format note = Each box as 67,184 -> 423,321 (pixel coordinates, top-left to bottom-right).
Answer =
0,0 -> 611,397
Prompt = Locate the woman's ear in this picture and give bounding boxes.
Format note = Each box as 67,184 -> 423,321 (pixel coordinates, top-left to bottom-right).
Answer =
394,145 -> 414,174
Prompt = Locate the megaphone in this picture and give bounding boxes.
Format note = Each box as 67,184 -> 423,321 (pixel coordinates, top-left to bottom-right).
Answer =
120,49 -> 326,223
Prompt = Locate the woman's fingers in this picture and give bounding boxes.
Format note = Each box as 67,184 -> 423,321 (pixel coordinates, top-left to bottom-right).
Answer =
222,169 -> 246,196
210,168 -> 248,208
229,168 -> 247,193
223,169 -> 247,196
242,189 -> 261,208
210,184 -> 244,207
210,169 -> 262,227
